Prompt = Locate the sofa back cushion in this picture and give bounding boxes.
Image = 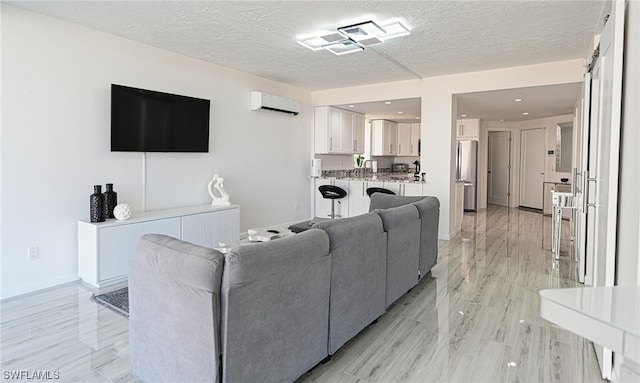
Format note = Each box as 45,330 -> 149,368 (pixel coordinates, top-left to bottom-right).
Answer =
129,233 -> 225,383
369,193 -> 423,211
312,213 -> 387,354
411,196 -> 440,276
221,229 -> 331,383
369,193 -> 440,278
374,204 -> 421,307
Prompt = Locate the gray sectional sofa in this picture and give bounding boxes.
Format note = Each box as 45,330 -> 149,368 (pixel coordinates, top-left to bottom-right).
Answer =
128,194 -> 439,383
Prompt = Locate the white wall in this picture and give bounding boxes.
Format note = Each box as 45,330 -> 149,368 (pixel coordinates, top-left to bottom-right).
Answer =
477,115 -> 574,210
312,60 -> 583,239
616,0 -> 640,287
0,5 -> 313,299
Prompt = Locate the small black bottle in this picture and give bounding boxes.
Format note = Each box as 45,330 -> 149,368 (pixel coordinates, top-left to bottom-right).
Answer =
90,185 -> 105,223
103,183 -> 118,219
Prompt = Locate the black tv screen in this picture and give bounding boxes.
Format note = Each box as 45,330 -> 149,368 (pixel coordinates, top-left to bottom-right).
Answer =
111,84 -> 210,152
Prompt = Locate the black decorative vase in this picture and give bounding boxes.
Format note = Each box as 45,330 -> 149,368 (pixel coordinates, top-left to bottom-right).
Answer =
90,185 -> 105,223
103,183 -> 118,219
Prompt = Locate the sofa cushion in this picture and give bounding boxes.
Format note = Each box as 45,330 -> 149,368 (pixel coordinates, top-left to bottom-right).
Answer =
374,204 -> 421,307
129,233 -> 225,383
369,193 -> 423,211
412,197 -> 440,276
221,229 -> 331,383
312,213 -> 387,354
369,193 -> 440,278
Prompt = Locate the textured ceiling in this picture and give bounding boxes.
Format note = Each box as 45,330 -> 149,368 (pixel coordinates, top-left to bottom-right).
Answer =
9,0 -> 605,91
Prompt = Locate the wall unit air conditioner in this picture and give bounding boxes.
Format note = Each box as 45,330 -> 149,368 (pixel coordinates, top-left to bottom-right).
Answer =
250,91 -> 300,116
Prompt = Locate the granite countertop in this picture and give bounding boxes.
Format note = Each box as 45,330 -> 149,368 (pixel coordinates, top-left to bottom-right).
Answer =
315,174 -> 426,183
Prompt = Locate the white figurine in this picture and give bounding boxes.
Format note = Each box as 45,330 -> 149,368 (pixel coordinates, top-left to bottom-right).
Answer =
208,174 -> 231,206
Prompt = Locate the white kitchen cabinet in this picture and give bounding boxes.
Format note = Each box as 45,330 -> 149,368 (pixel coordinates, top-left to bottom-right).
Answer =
383,182 -> 402,195
348,180 -> 370,217
353,114 -> 365,153
315,106 -> 365,154
371,120 -> 398,156
410,123 -> 421,156
403,182 -> 424,196
397,123 -> 413,156
456,119 -> 480,140
78,204 -> 240,288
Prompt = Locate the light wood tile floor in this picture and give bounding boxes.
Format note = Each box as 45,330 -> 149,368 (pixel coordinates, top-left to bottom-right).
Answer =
0,206 -> 605,382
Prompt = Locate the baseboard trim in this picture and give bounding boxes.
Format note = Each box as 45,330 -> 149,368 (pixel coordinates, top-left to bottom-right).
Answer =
0,275 -> 81,301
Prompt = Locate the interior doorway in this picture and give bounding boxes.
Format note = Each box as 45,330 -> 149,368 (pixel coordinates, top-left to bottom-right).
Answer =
487,131 -> 511,207
519,127 -> 546,209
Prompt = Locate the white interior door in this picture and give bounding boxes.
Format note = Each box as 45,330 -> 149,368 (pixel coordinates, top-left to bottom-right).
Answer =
519,128 -> 545,209
583,1 -> 625,379
488,131 -> 511,207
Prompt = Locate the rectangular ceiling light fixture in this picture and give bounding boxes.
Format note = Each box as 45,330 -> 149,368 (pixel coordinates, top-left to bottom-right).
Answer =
324,40 -> 365,56
298,19 -> 410,56
298,32 -> 348,51
338,20 -> 385,42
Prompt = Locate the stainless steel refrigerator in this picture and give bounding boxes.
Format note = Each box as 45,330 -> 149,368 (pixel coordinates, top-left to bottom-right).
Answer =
456,140 -> 478,211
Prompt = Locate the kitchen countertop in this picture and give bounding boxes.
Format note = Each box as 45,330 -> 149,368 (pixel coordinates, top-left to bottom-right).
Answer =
314,175 -> 426,183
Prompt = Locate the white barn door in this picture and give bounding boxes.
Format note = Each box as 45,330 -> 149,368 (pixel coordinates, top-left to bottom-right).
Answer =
581,0 -> 626,379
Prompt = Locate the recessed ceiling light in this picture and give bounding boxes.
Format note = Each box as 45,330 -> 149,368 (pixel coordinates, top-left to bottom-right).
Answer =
461,114 -> 467,117
384,101 -> 392,105
514,98 -> 523,102
397,111 -> 404,114
523,112 -> 529,115
500,119 -> 505,122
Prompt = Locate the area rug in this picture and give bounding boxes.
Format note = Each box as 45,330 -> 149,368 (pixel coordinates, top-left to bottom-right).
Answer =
90,287 -> 129,318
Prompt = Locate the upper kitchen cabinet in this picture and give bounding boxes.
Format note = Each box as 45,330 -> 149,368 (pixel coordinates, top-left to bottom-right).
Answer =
410,123 -> 421,156
371,119 -> 398,156
397,123 -> 412,156
456,118 -> 480,140
315,106 -> 365,154
397,123 -> 421,156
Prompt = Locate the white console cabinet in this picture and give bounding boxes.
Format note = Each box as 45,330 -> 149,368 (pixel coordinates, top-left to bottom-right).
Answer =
78,204 -> 240,288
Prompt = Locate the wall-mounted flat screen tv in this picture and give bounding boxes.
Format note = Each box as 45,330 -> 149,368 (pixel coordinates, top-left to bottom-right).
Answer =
111,84 -> 210,152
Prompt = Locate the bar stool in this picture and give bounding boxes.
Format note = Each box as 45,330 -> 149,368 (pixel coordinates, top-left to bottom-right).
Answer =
366,187 -> 395,197
319,185 -> 347,219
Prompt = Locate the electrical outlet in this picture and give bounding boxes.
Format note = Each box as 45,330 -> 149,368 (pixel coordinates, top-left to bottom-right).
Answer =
294,202 -> 300,211
27,247 -> 39,261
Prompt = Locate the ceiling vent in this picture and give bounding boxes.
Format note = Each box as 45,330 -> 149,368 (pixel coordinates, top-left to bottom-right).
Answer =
250,91 -> 300,116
